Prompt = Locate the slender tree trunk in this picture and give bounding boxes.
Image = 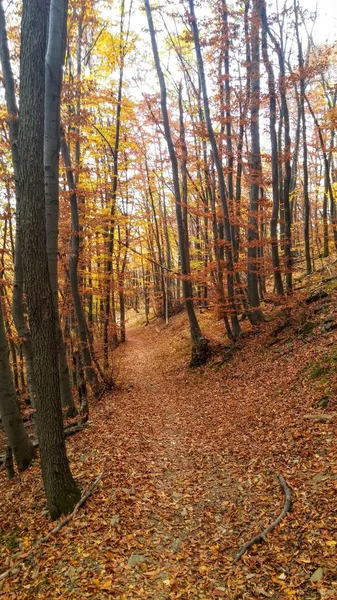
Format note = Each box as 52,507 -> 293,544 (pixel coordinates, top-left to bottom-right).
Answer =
305,94 -> 337,254
0,0 -> 37,407
188,0 -> 241,339
18,0 -> 80,519
294,2 -> 311,274
247,0 -> 264,323
145,0 -> 209,365
145,160 -> 167,321
104,1 -> 126,363
0,295 -> 35,472
260,1 -> 284,295
44,0 -> 76,416
61,133 -> 103,399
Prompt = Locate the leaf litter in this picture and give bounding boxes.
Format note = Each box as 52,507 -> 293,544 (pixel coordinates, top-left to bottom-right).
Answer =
1,286 -> 337,599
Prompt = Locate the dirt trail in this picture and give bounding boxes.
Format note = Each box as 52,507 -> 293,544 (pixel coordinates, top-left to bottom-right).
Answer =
1,310 -> 337,599
106,325 -> 238,598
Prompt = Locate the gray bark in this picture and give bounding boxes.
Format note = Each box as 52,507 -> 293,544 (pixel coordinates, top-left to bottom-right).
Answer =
44,0 -> 76,416
260,1 -> 284,295
247,0 -> 263,323
266,22 -> 293,293
294,1 -> 311,274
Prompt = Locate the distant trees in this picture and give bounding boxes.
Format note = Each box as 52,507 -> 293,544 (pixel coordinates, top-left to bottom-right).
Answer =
145,0 -> 210,366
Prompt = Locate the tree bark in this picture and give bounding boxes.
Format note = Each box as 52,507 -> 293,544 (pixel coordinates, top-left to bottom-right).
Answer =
294,1 -> 311,274
0,0 -> 37,407
60,132 -> 103,398
260,1 -> 284,295
44,0 -> 76,416
0,294 -> 35,472
247,0 -> 264,323
18,0 -> 80,519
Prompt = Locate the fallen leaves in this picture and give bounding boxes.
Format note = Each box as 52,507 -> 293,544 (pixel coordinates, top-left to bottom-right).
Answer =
1,295 -> 337,598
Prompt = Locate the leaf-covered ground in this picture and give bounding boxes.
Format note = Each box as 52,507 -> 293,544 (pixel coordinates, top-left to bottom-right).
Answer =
1,284 -> 337,599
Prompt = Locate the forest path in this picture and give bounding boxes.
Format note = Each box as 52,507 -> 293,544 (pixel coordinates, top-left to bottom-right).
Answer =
105,323 -> 238,598
1,308 -> 337,599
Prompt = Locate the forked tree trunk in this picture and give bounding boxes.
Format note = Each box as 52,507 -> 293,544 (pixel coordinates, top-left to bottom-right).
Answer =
18,0 -> 80,519
267,21 -> 293,292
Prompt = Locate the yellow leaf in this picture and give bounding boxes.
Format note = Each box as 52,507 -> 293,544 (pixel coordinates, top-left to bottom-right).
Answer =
326,540 -> 337,547
100,579 -> 113,590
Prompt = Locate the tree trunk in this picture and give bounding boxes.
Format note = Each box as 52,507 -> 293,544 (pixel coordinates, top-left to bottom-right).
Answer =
0,294 -> 35,471
44,0 -> 76,416
60,132 -> 103,398
260,1 -> 284,295
0,0 -> 37,407
18,0 -> 80,519
247,0 -> 264,323
145,0 -> 209,365
188,0 -> 241,339
294,1 -> 311,274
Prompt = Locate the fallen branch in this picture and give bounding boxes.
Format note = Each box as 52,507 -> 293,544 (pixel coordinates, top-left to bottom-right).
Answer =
233,474 -> 291,565
0,468 -> 104,581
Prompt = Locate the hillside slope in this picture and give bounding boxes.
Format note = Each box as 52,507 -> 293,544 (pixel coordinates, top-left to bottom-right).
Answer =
1,279 -> 337,599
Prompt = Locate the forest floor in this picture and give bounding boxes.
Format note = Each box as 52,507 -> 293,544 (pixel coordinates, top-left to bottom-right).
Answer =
1,276 -> 337,599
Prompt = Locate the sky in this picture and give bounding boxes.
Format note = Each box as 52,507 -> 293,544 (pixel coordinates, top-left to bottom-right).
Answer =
313,0 -> 337,43
279,0 -> 337,44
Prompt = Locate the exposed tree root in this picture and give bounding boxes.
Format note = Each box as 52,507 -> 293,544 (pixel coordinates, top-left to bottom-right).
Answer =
233,474 -> 292,565
0,468 -> 104,581
190,338 -> 211,367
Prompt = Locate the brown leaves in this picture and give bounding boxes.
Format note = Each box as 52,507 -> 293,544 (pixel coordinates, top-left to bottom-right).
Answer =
1,293 -> 337,597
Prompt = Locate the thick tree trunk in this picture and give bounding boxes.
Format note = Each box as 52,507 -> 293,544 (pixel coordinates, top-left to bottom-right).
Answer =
18,0 -> 80,519
0,295 -> 35,471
